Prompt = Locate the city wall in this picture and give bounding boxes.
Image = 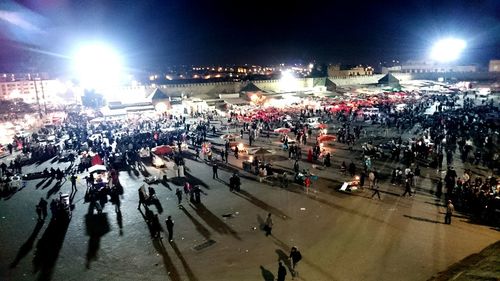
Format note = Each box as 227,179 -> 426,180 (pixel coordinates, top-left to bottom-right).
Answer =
140,72 -> 498,99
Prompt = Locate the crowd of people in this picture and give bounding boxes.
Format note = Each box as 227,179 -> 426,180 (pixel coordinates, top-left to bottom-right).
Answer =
0,85 -> 498,280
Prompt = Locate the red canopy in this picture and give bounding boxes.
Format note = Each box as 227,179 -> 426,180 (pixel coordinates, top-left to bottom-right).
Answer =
318,135 -> 336,143
274,128 -> 291,134
91,154 -> 104,166
152,145 -> 174,155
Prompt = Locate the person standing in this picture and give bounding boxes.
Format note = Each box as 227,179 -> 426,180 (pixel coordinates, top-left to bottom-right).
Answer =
175,188 -> 183,205
220,149 -> 225,162
36,202 -> 43,221
165,216 -> 174,242
293,160 -> 300,174
234,145 -> 239,159
445,200 -> 454,224
277,261 -> 287,281
212,162 -> 219,179
70,174 -> 77,192
193,185 -> 201,204
414,165 -> 421,186
289,246 -> 302,278
264,213 -> 273,236
50,199 -> 58,219
359,171 -> 366,188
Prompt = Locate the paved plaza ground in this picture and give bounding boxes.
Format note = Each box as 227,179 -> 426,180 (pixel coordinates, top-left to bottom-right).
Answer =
1,96 -> 499,281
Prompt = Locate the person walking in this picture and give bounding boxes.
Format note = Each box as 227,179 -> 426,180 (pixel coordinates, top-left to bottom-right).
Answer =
289,246 -> 302,278
38,198 -> 48,220
401,179 -> 413,197
277,261 -> 287,281
175,188 -> 183,205
110,185 -> 121,213
138,186 -> 147,210
371,184 -> 381,200
264,213 -> 273,236
70,174 -> 77,192
151,214 -> 162,239
183,181 -> 191,201
445,200 -> 455,224
36,202 -> 43,221
212,162 -> 219,179
165,216 -> 174,242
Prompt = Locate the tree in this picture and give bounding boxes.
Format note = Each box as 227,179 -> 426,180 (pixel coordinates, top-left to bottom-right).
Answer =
81,90 -> 105,108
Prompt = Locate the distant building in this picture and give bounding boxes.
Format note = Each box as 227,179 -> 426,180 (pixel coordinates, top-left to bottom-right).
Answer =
0,72 -> 50,82
383,61 -> 477,74
489,60 -> 500,72
327,65 -> 373,77
0,79 -> 61,104
381,66 -> 402,74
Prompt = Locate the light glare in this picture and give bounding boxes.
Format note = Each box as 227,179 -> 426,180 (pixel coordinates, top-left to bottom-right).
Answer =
73,43 -> 123,89
430,38 -> 466,62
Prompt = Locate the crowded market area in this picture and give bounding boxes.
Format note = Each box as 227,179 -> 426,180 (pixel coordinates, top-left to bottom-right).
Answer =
1,80 -> 499,281
1,81 -> 499,222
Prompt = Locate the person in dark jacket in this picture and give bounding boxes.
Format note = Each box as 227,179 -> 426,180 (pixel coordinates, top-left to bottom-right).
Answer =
212,163 -> 219,179
165,216 -> 174,242
277,261 -> 287,281
138,186 -> 147,210
289,246 -> 302,278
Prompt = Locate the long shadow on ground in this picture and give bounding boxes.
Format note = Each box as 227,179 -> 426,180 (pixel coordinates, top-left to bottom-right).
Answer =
180,206 -> 211,239
403,214 -> 443,224
190,203 -> 241,240
152,239 -> 182,281
32,218 -> 70,281
171,242 -> 199,281
275,249 -> 292,273
10,220 -> 45,268
286,185 -> 392,225
260,265 -> 275,281
233,190 -> 290,220
85,213 -> 110,269
46,181 -> 64,199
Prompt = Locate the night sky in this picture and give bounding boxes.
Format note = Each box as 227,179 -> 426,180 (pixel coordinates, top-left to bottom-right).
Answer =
0,0 -> 499,72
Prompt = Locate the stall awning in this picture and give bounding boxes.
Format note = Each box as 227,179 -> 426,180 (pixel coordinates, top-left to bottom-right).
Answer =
126,105 -> 156,112
224,98 -> 250,105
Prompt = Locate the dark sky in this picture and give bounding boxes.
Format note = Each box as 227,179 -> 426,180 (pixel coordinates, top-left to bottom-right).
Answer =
0,0 -> 499,72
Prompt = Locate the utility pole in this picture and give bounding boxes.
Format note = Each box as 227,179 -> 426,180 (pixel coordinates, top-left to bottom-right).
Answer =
39,76 -> 47,114
32,73 -> 42,118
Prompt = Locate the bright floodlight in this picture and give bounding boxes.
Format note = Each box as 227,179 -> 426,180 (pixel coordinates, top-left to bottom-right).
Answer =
73,43 -> 123,89
430,38 -> 466,62
280,69 -> 298,92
